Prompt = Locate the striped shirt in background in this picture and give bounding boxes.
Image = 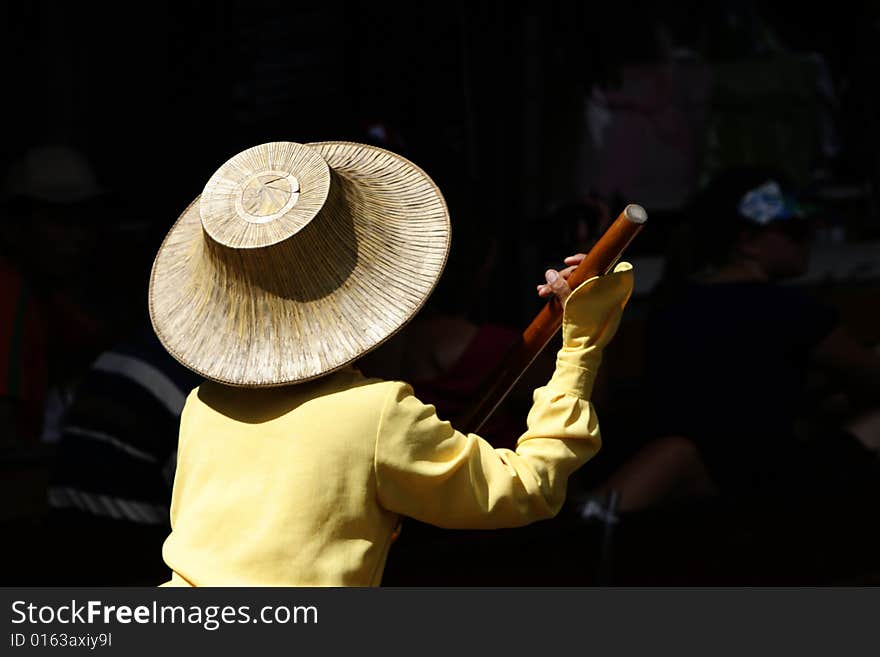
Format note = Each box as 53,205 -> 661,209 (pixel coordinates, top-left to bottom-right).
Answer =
49,328 -> 201,525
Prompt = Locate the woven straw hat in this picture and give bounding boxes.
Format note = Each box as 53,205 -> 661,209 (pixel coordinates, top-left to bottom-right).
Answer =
149,141 -> 450,386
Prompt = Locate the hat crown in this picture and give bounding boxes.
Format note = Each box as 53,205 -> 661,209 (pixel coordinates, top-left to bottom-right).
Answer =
200,142 -> 330,249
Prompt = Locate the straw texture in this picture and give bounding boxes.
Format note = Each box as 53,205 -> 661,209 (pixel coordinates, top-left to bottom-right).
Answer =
149,141 -> 450,386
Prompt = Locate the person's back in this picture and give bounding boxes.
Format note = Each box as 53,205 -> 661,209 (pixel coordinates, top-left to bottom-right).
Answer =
164,369 -> 393,586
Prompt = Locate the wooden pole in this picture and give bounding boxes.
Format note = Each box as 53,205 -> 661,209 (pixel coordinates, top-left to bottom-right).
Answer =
458,204 -> 647,434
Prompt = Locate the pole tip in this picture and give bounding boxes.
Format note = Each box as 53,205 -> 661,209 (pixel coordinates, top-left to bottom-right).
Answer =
624,204 -> 648,224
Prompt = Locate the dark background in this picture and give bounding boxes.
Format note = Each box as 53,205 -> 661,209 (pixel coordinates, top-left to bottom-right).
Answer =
5,1 -> 875,321
2,1 -> 880,586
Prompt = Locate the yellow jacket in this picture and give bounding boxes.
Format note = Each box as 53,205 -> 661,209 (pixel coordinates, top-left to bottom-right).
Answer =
161,264 -> 633,586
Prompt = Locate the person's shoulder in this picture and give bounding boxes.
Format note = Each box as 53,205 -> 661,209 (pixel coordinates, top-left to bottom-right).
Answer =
350,377 -> 437,418
310,371 -> 418,420
765,282 -> 839,343
765,281 -> 818,302
187,370 -> 402,426
760,281 -> 834,316
352,377 -> 414,403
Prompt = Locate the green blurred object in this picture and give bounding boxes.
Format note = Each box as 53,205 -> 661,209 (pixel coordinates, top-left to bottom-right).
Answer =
702,55 -> 823,188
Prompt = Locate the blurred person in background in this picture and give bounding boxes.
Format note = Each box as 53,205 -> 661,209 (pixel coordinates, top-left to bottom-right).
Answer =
47,322 -> 201,585
636,167 -> 880,576
0,145 -> 115,446
1,145 -> 194,584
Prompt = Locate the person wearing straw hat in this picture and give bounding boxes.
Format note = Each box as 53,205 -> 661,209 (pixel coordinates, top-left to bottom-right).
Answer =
150,141 -> 634,586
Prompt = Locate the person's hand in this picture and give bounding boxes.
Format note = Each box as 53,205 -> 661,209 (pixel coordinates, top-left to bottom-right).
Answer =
536,254 -> 586,302
562,261 -> 633,349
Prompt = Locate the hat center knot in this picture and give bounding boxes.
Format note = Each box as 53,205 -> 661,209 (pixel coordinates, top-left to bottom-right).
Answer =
239,172 -> 300,222
200,142 -> 331,248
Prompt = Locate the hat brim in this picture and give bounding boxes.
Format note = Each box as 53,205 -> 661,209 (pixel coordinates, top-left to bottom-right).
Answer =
149,141 -> 450,386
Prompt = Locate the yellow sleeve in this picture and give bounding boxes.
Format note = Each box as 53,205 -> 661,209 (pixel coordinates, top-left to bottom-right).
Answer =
373,262 -> 633,529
